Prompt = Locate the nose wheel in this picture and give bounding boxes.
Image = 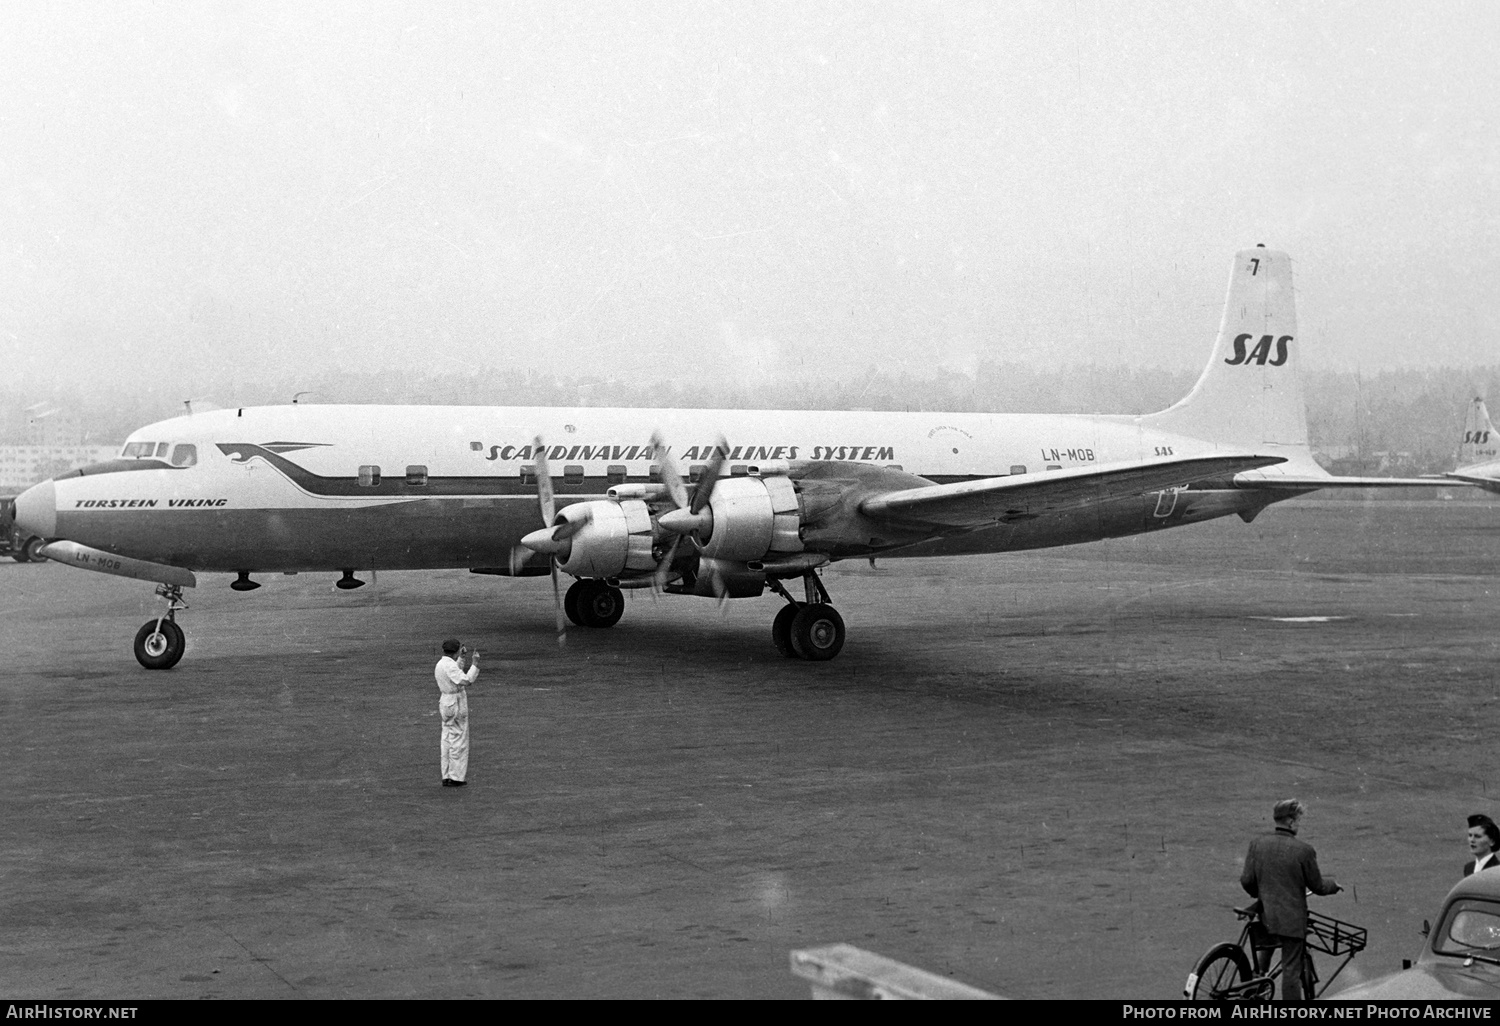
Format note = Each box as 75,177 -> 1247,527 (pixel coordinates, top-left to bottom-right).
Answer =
134,619 -> 185,669
133,584 -> 188,669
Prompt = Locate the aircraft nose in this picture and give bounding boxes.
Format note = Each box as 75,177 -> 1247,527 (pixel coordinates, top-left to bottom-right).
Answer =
14,479 -> 57,538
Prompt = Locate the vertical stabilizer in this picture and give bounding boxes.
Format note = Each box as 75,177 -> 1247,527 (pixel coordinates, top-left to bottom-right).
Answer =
1141,248 -> 1307,452
1459,398 -> 1499,469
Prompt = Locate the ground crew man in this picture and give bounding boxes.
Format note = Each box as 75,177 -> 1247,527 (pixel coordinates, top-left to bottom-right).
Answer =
434,638 -> 479,786
1240,798 -> 1342,1001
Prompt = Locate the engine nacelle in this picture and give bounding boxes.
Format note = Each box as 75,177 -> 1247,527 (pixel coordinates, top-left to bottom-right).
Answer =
554,499 -> 657,579
697,475 -> 802,562
692,557 -> 766,599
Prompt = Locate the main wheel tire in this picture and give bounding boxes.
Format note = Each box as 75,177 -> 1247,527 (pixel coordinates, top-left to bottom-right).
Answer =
789,603 -> 845,661
564,580 -> 586,626
23,536 -> 47,562
12,543 -> 30,562
771,603 -> 801,658
1185,943 -> 1253,1000
133,619 -> 186,670
578,581 -> 625,628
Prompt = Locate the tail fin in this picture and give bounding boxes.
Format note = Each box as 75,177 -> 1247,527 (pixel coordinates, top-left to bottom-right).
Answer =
1140,247 -> 1308,452
1459,398 -> 1499,469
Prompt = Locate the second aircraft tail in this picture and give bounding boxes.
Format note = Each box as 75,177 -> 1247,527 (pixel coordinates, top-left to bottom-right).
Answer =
1458,398 -> 1499,470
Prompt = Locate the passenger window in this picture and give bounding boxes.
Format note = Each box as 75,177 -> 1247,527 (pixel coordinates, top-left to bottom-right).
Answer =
730,464 -> 748,477
1046,464 -> 1062,471
1010,465 -> 1027,475
170,444 -> 198,467
520,465 -> 536,485
607,464 -> 627,485
689,464 -> 706,482
406,465 -> 428,486
563,465 -> 584,485
648,464 -> 661,482
359,465 -> 381,487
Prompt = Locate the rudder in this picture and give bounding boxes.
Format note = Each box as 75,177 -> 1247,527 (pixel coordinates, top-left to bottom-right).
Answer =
1141,247 -> 1307,451
1459,398 -> 1499,469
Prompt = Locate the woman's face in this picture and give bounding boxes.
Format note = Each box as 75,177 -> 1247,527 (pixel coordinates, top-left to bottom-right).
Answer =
1469,825 -> 1494,857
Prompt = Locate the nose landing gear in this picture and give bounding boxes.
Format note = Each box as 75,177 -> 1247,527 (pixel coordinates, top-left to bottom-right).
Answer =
134,584 -> 188,670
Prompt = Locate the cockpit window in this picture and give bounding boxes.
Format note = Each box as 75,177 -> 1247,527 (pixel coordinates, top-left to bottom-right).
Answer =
170,444 -> 198,468
1434,899 -> 1500,954
155,442 -> 169,457
122,442 -> 157,459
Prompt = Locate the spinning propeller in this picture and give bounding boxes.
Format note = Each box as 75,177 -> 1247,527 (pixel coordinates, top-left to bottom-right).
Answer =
516,436 -> 590,646
650,433 -> 729,599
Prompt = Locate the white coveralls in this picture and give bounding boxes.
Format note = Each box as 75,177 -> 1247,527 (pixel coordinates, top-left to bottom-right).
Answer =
434,654 -> 479,782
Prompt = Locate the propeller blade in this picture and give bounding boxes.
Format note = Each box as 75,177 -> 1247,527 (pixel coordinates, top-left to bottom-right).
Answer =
553,510 -> 591,539
689,435 -> 729,515
650,432 -> 689,510
533,435 -> 556,526
701,558 -> 730,609
550,561 -> 566,647
653,534 -> 682,592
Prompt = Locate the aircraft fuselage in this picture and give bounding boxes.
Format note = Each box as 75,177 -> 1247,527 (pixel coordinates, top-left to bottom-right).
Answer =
32,403 -> 1272,573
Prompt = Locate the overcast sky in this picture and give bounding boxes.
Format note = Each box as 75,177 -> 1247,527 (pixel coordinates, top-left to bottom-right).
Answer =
3,1 -> 1497,402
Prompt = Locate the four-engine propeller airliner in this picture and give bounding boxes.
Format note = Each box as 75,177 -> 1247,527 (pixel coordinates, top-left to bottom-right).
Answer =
1443,398 -> 1500,494
12,248 -> 1453,668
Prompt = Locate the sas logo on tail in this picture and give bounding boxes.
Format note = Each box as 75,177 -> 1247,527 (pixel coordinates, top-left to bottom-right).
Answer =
1224,334 -> 1292,367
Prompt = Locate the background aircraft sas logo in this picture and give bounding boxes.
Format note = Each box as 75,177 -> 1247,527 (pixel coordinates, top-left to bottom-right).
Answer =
1464,430 -> 1492,444
1224,334 -> 1292,367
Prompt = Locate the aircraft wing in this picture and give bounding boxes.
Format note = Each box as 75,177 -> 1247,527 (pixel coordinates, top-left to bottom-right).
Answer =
861,454 -> 1284,529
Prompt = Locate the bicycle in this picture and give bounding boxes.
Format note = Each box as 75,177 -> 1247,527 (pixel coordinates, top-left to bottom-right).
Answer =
1185,904 -> 1367,1000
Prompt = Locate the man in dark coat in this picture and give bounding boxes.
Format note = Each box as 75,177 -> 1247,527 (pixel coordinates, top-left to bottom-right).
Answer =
1464,814 -> 1500,877
1240,798 -> 1342,1001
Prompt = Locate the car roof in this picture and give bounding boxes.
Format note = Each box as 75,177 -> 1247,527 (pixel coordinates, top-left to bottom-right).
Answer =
1445,870 -> 1500,902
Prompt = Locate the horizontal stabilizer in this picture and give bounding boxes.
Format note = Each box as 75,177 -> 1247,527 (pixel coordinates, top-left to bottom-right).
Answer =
1232,470 -> 1468,490
1440,470 -> 1500,493
862,454 -> 1284,528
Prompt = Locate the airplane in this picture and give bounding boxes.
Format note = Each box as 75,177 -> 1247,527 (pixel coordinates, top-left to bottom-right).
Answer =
1442,397 -> 1500,494
11,246 -> 1457,670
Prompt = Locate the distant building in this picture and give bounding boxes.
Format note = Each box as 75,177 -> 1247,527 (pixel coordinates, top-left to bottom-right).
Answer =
0,445 -> 118,493
25,404 -> 83,447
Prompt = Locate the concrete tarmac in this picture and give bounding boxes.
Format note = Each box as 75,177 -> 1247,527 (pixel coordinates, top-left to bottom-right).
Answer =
3,497 -> 1499,998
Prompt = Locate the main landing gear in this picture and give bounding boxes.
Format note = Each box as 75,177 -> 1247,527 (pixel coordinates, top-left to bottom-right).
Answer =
564,579 -> 625,628
134,584 -> 188,670
768,572 -> 845,662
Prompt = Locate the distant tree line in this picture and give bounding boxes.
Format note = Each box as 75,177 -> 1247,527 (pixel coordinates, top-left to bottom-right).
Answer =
6,363 -> 1499,476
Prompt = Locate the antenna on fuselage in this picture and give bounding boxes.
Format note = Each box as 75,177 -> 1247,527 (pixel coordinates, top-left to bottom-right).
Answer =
292,391 -> 317,405
183,397 -> 220,415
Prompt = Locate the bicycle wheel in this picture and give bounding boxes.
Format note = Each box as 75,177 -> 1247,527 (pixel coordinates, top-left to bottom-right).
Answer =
1186,943 -> 1254,1000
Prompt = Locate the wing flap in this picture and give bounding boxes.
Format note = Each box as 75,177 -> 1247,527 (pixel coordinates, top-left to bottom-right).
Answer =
861,454 -> 1285,528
